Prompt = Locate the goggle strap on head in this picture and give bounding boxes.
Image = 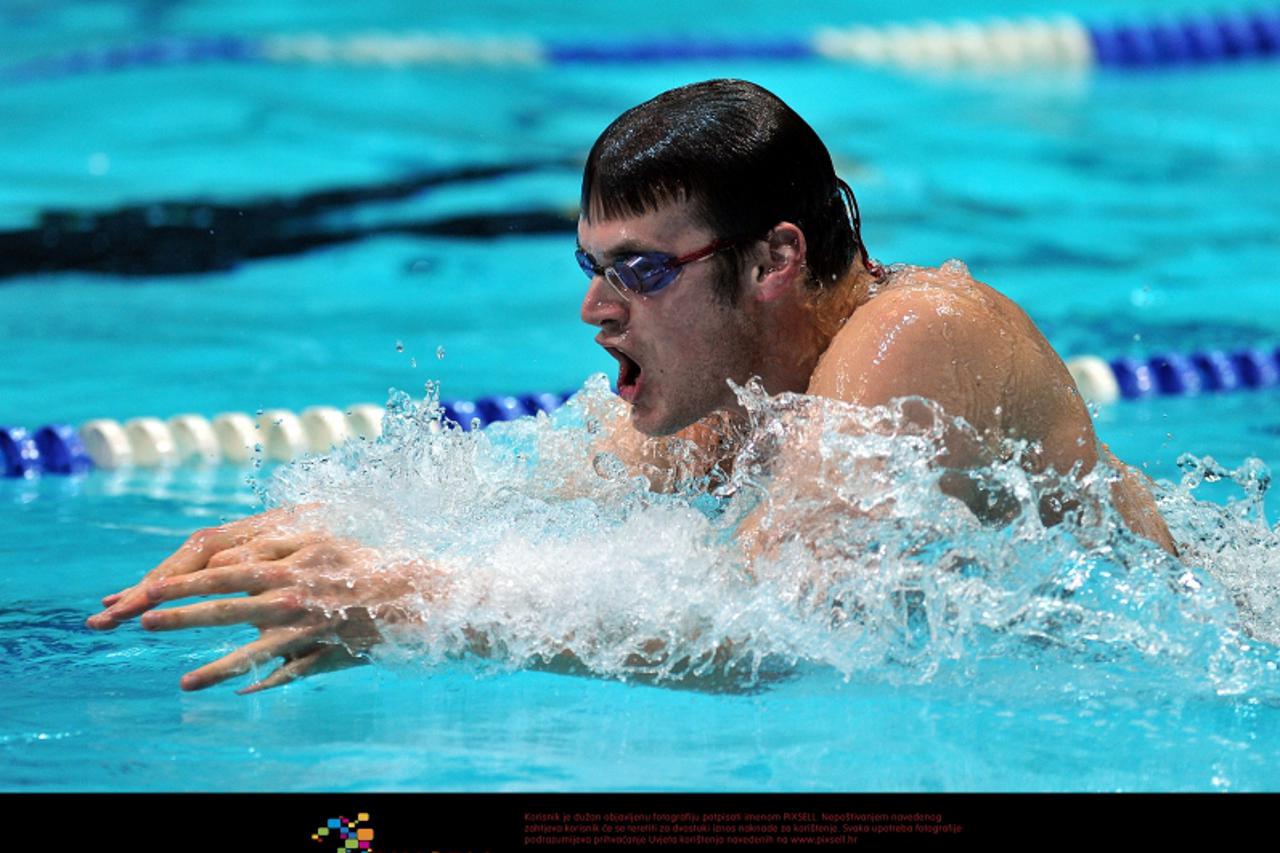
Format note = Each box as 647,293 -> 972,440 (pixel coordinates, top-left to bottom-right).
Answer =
669,238 -> 735,267
836,177 -> 880,277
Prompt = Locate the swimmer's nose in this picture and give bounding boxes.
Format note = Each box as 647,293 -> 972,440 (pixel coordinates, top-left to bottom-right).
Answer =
580,271 -> 629,329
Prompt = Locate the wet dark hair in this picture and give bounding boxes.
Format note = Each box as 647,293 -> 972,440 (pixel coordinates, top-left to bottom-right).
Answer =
581,79 -> 872,303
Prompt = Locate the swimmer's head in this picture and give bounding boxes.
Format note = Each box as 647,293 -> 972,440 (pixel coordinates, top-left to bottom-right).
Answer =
580,79 -> 871,303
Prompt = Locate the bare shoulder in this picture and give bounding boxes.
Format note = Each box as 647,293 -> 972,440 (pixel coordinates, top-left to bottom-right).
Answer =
810,264 -> 1028,407
808,262 -> 1090,457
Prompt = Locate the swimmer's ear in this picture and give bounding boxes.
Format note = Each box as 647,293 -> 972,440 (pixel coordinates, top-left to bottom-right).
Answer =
753,222 -> 806,302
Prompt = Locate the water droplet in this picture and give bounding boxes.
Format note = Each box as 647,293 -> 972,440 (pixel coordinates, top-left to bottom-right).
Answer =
395,341 -> 404,353
436,346 -> 446,360
410,358 -> 417,368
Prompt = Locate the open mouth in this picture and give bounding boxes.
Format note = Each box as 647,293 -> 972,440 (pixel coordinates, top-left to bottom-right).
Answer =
606,347 -> 643,402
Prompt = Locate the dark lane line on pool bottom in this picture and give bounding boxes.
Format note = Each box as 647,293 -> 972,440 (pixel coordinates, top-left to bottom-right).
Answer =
0,159 -> 579,280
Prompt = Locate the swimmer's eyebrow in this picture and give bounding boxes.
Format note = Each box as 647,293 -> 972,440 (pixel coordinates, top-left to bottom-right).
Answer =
579,240 -> 660,262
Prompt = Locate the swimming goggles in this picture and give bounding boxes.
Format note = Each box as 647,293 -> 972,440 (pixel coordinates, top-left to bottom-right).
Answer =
574,238 -> 736,299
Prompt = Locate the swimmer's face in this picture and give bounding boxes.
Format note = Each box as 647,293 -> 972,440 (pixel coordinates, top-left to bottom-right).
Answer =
578,199 -> 762,436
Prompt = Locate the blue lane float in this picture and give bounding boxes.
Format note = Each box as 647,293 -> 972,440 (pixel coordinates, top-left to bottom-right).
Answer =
1103,347 -> 1280,400
32,424 -> 93,475
5,9 -> 1280,84
441,392 -> 570,428
1088,10 -> 1280,67
1,427 -> 41,478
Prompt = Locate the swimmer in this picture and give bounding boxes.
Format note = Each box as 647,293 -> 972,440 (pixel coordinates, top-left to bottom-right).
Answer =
86,79 -> 1176,691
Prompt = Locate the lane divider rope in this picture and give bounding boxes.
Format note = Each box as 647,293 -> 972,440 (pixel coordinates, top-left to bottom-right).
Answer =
4,9 -> 1279,83
2,391 -> 575,478
5,346 -> 1279,478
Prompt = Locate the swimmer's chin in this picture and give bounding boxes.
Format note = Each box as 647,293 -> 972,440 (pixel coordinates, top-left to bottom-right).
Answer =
627,411 -> 664,438
625,401 -> 681,438
627,407 -> 680,435
627,404 -> 724,440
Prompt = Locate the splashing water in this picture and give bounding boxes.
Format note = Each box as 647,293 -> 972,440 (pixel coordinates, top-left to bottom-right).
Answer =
267,375 -> 1280,696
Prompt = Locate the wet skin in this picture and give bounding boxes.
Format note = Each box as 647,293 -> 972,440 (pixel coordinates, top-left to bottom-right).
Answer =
87,199 -> 1175,691
805,263 -> 1176,552
582,202 -> 1176,553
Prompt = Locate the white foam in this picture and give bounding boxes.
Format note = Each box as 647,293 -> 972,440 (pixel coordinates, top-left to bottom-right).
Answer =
265,376 -> 1280,695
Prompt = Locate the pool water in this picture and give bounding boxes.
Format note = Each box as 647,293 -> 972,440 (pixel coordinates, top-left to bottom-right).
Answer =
3,0 -> 1280,792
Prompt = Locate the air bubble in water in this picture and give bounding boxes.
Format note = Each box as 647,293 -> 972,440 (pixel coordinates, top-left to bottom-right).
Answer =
436,346 -> 446,360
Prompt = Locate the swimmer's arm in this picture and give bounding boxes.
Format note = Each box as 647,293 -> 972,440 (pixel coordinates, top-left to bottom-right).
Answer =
88,508 -> 746,692
729,293 -> 993,567
1101,445 -> 1179,556
810,286 -> 1178,554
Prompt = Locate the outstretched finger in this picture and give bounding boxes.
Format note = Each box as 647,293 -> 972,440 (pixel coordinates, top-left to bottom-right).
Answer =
180,625 -> 327,691
143,563 -> 287,604
89,528 -> 248,629
236,644 -> 366,694
141,590 -> 304,631
237,646 -> 329,694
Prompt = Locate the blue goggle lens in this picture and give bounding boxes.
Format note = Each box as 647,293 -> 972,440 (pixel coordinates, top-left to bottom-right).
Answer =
575,249 -> 677,295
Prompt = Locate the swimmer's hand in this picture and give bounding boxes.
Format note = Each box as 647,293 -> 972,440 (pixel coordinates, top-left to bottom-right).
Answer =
88,505 -> 321,629
86,505 -> 429,693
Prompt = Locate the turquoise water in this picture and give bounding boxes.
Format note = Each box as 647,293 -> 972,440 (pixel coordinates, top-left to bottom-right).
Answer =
3,0 -> 1280,792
